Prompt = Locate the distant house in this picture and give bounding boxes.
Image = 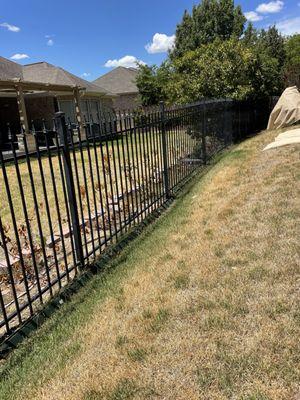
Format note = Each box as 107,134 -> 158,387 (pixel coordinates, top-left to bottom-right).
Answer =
93,67 -> 140,111
22,61 -> 114,124
0,56 -> 115,150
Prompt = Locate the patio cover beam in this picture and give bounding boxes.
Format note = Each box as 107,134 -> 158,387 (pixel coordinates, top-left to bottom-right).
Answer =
0,79 -> 85,94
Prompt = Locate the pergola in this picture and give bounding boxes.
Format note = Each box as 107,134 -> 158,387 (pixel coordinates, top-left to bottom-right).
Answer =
0,79 -> 85,151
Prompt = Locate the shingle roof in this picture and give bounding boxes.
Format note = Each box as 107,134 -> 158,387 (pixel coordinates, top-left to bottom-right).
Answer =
23,62 -> 110,95
0,56 -> 23,80
0,57 -> 114,97
93,67 -> 139,95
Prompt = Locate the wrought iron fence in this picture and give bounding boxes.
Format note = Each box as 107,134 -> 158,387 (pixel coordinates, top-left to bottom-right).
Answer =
0,99 -> 271,341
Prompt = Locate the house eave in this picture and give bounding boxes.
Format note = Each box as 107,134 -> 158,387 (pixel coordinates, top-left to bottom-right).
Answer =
116,91 -> 139,96
82,90 -> 117,99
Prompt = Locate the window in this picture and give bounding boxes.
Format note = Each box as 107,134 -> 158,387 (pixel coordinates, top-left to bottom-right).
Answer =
59,99 -> 103,125
90,100 -> 100,122
80,100 -> 89,122
58,100 -> 75,123
79,99 -> 101,123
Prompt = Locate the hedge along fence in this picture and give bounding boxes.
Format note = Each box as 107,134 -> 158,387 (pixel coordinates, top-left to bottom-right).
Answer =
0,98 -> 272,346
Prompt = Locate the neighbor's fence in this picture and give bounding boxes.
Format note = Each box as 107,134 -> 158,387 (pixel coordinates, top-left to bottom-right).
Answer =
0,99 -> 271,341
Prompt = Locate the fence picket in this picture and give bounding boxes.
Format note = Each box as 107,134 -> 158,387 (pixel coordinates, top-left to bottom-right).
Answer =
0,99 -> 272,341
55,112 -> 84,271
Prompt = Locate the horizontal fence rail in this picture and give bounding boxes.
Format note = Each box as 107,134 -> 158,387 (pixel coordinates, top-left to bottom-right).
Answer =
0,98 -> 272,341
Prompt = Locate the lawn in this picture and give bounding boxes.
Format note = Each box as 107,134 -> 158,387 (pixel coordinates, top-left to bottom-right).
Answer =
0,127 -> 299,400
0,128 -> 197,342
0,130 -> 196,231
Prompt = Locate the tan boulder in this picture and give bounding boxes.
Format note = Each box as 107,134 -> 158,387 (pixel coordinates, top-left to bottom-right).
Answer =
268,86 -> 300,130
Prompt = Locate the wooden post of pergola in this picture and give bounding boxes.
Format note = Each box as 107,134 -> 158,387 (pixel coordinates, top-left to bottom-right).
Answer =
0,79 -> 89,151
73,87 -> 86,140
15,84 -> 37,152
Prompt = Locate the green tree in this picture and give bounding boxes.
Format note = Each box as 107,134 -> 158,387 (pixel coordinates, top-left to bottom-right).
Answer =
243,22 -> 258,47
257,26 -> 286,70
136,63 -> 172,106
171,0 -> 246,58
136,65 -> 160,106
243,24 -> 285,93
232,3 -> 246,37
284,34 -> 300,86
136,4 -> 283,105
285,34 -> 300,65
172,10 -> 194,59
248,51 -> 282,98
169,39 -> 281,103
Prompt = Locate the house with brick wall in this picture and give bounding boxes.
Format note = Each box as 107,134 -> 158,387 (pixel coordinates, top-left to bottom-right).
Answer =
0,56 -> 115,150
93,67 -> 141,111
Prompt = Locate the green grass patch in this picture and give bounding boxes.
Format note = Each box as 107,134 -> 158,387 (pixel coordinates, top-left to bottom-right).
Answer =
172,273 -> 190,290
147,309 -> 170,333
83,379 -> 138,400
127,347 -> 147,363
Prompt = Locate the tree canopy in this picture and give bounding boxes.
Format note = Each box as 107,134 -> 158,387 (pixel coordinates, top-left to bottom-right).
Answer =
257,26 -> 286,70
136,0 -> 292,106
168,39 -> 281,103
136,63 -> 171,106
285,34 -> 300,65
284,34 -> 300,87
171,0 -> 246,59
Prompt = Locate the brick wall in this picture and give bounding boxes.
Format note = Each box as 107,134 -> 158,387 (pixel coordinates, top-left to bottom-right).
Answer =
25,96 -> 56,129
101,97 -> 114,109
112,93 -> 141,111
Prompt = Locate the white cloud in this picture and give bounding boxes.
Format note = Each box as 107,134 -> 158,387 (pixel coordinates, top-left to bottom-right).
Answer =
145,33 -> 176,54
256,1 -> 284,14
47,39 -> 54,46
0,22 -> 20,32
276,17 -> 300,35
104,55 -> 145,68
245,11 -> 264,22
81,72 -> 91,78
10,53 -> 29,60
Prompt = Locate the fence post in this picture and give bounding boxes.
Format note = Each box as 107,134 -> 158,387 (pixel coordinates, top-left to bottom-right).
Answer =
224,100 -> 233,146
55,112 -> 84,271
201,103 -> 207,165
160,102 -> 171,199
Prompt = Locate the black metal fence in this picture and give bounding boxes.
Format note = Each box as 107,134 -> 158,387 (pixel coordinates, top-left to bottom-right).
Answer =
0,99 -> 271,341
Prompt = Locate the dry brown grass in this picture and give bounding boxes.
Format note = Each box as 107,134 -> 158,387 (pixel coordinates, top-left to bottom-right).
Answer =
1,128 -> 300,400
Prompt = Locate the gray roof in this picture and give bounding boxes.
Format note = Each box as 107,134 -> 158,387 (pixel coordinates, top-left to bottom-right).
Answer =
23,62 -> 110,95
93,67 -> 139,95
0,56 -> 114,96
0,56 -> 23,80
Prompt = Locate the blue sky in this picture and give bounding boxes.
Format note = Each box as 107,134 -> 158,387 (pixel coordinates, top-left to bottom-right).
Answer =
1,0 -> 299,81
